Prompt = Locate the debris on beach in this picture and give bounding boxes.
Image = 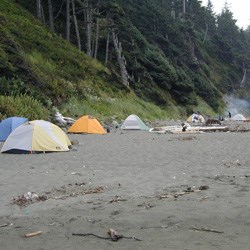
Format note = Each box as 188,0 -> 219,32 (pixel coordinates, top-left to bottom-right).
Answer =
168,136 -> 199,142
46,185 -> 105,200
199,185 -> 209,190
75,182 -> 86,186
229,125 -> 250,132
198,196 -> 210,202
107,228 -> 123,241
137,202 -> 155,209
177,136 -> 198,141
12,184 -> 105,207
158,185 -> 209,200
71,172 -> 82,176
72,228 -> 142,242
13,192 -> 47,206
222,159 -> 241,168
108,196 -> 127,203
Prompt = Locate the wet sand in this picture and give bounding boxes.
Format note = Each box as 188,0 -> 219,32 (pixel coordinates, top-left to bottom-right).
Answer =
0,129 -> 250,249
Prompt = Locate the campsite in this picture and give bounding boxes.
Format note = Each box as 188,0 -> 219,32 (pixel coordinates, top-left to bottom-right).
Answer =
1,0 -> 250,248
1,114 -> 250,250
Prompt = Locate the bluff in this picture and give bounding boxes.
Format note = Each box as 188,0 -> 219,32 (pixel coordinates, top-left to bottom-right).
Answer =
0,0 -> 250,121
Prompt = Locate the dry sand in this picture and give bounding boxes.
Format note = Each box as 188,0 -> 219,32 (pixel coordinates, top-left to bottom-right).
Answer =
0,127 -> 250,249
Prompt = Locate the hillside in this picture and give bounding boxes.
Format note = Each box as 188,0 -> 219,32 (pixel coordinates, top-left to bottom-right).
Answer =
0,0 -> 250,122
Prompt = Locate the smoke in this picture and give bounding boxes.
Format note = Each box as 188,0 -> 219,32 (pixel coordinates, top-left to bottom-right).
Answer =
225,95 -> 250,117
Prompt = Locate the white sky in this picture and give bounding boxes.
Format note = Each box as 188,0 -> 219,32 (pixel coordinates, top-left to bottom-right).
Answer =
201,0 -> 250,29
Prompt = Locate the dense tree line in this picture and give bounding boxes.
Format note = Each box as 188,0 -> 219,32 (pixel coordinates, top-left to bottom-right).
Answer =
14,0 -> 250,111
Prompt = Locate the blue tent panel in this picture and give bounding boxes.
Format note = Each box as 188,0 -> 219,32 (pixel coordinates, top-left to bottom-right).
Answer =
0,117 -> 28,141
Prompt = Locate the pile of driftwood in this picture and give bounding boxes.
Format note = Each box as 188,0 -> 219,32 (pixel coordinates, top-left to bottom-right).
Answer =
149,125 -> 228,134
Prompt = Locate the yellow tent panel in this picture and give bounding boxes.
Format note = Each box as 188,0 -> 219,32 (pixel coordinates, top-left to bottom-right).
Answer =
68,115 -> 106,134
1,120 -> 71,153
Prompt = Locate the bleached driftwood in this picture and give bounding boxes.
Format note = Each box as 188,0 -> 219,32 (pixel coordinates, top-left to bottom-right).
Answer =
54,111 -> 75,127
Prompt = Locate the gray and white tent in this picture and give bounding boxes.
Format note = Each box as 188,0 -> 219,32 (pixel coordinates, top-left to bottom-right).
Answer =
121,114 -> 149,130
231,114 -> 246,121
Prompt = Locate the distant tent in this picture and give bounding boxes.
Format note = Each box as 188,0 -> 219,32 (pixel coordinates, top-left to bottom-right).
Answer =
0,117 -> 28,141
187,114 -> 205,123
121,114 -> 150,130
231,114 -> 246,121
68,115 -> 106,134
1,120 -> 71,153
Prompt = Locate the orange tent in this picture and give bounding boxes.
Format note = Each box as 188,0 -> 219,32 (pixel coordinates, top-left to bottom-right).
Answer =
68,115 -> 107,134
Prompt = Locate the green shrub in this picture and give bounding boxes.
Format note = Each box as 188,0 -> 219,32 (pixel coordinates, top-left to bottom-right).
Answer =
0,77 -> 33,96
0,94 -> 49,120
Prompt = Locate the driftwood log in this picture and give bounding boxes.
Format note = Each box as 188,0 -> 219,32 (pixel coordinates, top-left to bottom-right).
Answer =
24,231 -> 43,238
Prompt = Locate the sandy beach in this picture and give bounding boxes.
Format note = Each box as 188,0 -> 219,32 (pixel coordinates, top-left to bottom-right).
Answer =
0,127 -> 250,249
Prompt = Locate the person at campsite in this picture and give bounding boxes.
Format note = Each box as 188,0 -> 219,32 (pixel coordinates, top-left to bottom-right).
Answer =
218,115 -> 224,121
182,122 -> 188,132
106,126 -> 111,133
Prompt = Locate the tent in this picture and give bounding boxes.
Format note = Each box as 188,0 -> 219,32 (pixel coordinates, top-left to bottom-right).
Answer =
0,117 -> 28,141
121,114 -> 150,130
187,114 -> 205,123
231,114 -> 246,121
68,115 -> 107,134
1,120 -> 71,153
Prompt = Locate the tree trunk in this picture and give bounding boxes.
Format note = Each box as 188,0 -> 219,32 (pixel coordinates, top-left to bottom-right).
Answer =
105,30 -> 110,66
66,0 -> 71,42
85,0 -> 92,56
41,5 -> 46,24
171,1 -> 176,20
36,0 -> 42,20
72,0 -> 81,50
240,64 -> 247,87
94,12 -> 100,59
202,22 -> 208,43
183,0 -> 186,14
111,25 -> 129,87
48,0 -> 55,32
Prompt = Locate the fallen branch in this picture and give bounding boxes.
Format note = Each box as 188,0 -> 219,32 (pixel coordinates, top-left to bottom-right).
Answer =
190,227 -> 224,234
0,223 -> 9,228
72,233 -> 111,240
73,228 -> 142,242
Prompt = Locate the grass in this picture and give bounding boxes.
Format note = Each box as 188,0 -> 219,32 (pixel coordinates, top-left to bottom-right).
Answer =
59,91 -> 207,124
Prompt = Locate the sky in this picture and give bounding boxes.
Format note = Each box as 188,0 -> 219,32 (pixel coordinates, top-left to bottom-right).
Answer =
201,0 -> 250,29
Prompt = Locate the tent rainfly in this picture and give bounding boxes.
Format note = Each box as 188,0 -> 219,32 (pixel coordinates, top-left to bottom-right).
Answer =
68,115 -> 107,134
0,117 -> 28,141
121,114 -> 150,130
1,120 -> 71,153
231,114 -> 246,121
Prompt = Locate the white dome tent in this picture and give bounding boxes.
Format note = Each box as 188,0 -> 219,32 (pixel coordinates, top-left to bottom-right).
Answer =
121,114 -> 150,131
231,114 -> 246,121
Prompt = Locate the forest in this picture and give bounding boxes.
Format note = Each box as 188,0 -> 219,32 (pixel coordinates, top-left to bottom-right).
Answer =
0,0 -> 250,121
